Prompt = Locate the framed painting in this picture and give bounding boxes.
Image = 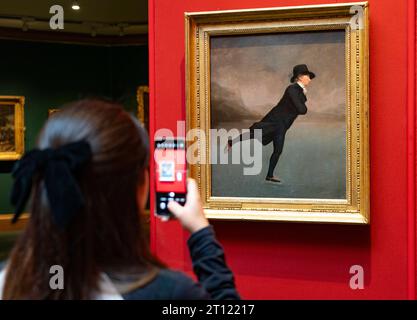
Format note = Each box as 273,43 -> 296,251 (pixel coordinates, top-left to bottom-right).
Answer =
0,96 -> 25,161
185,3 -> 369,224
137,85 -> 149,132
137,85 -> 151,218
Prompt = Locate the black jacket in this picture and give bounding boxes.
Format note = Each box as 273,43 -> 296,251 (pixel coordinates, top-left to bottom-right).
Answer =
249,83 -> 308,145
0,226 -> 240,300
122,226 -> 240,300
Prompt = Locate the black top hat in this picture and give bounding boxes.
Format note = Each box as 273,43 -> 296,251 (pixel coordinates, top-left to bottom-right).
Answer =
290,64 -> 316,83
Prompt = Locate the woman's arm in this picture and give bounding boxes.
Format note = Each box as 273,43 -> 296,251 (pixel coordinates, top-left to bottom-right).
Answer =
168,179 -> 241,300
187,226 -> 240,299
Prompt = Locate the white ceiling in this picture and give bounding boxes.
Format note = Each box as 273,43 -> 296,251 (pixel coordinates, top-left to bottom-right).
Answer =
0,0 -> 148,36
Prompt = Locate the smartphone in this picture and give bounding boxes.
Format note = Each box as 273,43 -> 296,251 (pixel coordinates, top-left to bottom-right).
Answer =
154,137 -> 187,219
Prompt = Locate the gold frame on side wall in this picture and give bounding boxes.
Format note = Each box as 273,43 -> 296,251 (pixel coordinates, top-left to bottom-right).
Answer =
0,214 -> 29,232
0,96 -> 25,161
0,96 -> 26,231
185,3 -> 369,224
137,86 -> 151,222
137,85 -> 149,131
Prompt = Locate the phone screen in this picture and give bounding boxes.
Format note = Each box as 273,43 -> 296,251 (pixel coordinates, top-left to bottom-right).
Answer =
154,138 -> 187,217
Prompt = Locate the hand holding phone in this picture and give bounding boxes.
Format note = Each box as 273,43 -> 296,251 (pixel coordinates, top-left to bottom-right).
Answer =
154,138 -> 187,219
167,178 -> 209,233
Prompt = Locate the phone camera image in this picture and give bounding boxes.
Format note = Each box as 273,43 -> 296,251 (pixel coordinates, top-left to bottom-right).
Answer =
159,161 -> 175,181
154,138 -> 187,218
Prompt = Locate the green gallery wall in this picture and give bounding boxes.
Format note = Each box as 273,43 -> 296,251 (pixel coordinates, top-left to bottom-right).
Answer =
0,39 -> 149,214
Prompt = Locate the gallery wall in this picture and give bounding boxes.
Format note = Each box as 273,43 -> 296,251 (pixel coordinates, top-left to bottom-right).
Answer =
0,39 -> 148,214
149,0 -> 416,299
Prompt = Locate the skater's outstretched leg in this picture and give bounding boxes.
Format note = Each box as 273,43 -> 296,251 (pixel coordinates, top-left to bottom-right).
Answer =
225,130 -> 254,152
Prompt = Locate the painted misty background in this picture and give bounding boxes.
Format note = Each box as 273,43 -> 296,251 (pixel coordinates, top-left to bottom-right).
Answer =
210,31 -> 347,199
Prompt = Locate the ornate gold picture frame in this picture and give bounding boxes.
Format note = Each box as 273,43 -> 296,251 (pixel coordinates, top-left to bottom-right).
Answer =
137,85 -> 149,132
136,85 -> 151,219
185,3 -> 369,224
0,96 -> 25,161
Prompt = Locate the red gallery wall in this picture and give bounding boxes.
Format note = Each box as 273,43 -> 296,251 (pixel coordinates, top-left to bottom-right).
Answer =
148,0 -> 416,299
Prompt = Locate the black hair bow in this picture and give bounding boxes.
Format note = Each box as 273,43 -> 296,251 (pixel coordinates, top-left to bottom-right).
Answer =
10,141 -> 92,229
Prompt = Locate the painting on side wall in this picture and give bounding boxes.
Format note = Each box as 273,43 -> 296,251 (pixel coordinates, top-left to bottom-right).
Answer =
0,96 -> 25,161
185,3 -> 370,224
137,86 -> 149,132
137,85 -> 150,215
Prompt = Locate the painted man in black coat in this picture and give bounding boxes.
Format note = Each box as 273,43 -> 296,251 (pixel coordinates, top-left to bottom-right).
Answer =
227,64 -> 315,183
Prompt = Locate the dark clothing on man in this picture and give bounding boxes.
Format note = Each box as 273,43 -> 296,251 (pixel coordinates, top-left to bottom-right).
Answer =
250,82 -> 307,145
231,82 -> 308,178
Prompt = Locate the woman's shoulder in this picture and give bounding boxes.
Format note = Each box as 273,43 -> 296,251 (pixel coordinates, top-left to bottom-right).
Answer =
122,268 -> 210,300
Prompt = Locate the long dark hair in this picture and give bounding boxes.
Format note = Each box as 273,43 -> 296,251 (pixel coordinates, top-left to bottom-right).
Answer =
3,99 -> 162,299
